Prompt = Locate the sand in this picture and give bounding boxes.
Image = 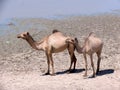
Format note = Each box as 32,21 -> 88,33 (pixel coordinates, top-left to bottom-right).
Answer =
0,14 -> 120,90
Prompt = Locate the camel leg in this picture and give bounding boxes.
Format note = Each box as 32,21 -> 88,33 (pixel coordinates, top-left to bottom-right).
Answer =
73,53 -> 77,70
67,47 -> 73,72
69,53 -> 77,72
83,53 -> 87,77
68,54 -> 77,73
49,53 -> 55,76
68,58 -> 74,73
90,54 -> 95,77
45,52 -> 50,75
96,51 -> 101,74
67,44 -> 77,73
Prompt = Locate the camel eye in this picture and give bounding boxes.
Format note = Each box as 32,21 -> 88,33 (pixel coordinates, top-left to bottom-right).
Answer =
23,34 -> 26,37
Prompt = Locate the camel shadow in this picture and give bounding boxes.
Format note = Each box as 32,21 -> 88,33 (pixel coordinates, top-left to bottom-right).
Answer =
96,69 -> 114,76
56,68 -> 85,75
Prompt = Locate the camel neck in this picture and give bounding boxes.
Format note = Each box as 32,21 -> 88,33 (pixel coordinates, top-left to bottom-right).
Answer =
75,42 -> 83,54
26,35 -> 39,50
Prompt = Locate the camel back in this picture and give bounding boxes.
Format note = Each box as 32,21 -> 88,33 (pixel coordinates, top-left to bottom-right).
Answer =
88,32 -> 96,37
52,29 -> 60,33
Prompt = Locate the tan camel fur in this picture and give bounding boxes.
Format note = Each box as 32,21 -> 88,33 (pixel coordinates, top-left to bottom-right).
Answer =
17,30 -> 77,75
66,32 -> 103,77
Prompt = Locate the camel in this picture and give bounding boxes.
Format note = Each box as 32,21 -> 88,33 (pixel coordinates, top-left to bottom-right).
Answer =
17,30 -> 77,75
66,32 -> 103,77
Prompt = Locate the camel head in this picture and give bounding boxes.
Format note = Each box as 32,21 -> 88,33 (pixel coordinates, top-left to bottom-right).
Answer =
17,32 -> 30,40
74,38 -> 79,43
66,37 -> 78,44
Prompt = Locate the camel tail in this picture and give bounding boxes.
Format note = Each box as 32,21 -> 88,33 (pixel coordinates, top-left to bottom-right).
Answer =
52,29 -> 60,33
66,37 -> 82,53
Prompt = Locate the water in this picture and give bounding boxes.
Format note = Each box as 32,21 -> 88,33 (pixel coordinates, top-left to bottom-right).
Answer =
0,18 -> 17,36
0,25 -> 11,36
0,18 -> 47,36
0,11 -> 120,36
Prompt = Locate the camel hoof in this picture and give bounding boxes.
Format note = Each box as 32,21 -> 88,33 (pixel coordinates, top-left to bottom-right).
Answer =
51,73 -> 56,76
70,69 -> 76,73
83,74 -> 88,79
96,72 -> 99,75
67,71 -> 71,74
67,69 -> 76,74
43,72 -> 50,76
83,74 -> 87,77
96,71 -> 100,75
89,75 -> 96,78
66,69 -> 71,74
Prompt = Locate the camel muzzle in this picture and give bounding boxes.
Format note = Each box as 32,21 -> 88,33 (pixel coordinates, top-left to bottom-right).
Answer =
17,35 -> 21,38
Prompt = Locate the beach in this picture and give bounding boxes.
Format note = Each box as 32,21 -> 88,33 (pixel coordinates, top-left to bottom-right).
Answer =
0,14 -> 120,90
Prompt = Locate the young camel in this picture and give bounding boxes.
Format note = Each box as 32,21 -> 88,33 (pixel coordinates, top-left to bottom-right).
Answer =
66,32 -> 103,77
17,30 -> 77,75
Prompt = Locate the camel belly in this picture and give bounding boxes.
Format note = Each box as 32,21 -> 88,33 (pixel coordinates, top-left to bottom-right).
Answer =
85,45 -> 102,55
48,36 -> 68,53
52,44 -> 68,53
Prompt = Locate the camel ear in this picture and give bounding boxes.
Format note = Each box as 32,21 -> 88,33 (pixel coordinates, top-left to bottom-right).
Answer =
75,38 -> 78,43
26,32 -> 29,35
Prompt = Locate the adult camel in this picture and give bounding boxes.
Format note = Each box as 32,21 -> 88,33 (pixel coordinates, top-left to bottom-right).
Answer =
66,32 -> 103,77
17,30 -> 77,75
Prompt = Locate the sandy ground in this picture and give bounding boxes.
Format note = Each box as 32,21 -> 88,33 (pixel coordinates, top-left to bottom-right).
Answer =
0,14 -> 120,90
0,70 -> 120,90
0,50 -> 120,90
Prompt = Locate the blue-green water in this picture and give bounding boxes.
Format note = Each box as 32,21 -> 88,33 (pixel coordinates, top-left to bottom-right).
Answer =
0,25 -> 12,36
0,18 -> 17,36
0,18 -> 47,36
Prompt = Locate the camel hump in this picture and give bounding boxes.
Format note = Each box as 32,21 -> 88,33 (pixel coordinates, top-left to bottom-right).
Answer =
88,32 -> 96,37
52,29 -> 60,33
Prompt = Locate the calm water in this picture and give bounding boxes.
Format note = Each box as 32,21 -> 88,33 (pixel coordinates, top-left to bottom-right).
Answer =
0,18 -> 48,36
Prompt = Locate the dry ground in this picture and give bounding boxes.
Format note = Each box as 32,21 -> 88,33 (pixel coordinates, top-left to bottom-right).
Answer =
0,14 -> 120,90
